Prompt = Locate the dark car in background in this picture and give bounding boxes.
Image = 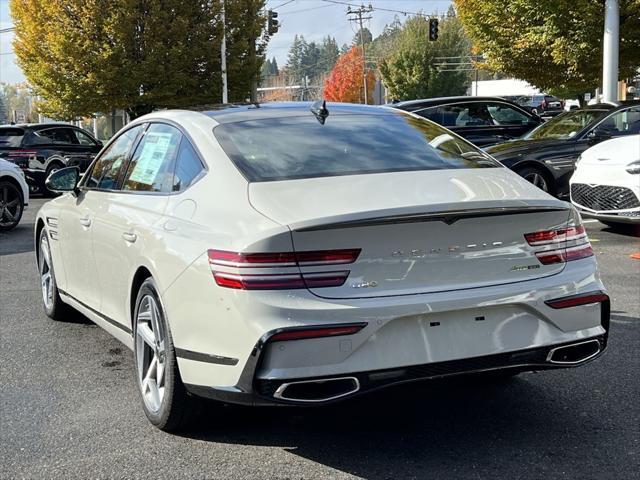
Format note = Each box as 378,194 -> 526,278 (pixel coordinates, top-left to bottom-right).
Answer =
0,123 -> 102,194
516,94 -> 565,117
393,96 -> 542,147
485,101 -> 640,198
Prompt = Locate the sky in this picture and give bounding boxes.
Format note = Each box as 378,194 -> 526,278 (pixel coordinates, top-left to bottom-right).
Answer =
0,0 -> 452,84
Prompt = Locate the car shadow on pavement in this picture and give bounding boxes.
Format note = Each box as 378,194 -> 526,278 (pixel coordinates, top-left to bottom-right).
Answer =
179,374 -> 608,478
0,223 -> 36,256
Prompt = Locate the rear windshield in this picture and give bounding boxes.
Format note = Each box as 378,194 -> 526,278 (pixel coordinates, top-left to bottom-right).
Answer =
214,112 -> 500,182
0,128 -> 25,148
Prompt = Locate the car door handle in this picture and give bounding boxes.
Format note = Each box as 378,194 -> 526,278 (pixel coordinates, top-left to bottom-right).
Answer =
79,217 -> 91,227
122,232 -> 137,243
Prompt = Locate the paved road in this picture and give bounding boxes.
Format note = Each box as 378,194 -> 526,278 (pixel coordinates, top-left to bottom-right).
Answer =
1,199 -> 639,479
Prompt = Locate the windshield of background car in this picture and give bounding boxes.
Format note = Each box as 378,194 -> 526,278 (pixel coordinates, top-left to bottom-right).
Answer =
524,110 -> 606,140
0,128 -> 25,148
214,112 -> 500,182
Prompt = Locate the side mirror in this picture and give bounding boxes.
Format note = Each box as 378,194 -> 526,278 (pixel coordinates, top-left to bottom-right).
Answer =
45,166 -> 80,195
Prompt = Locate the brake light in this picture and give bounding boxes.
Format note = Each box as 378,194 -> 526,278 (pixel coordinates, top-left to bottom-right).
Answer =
524,225 -> 585,246
269,324 -> 366,342
525,223 -> 593,265
545,291 -> 609,309
208,249 -> 360,290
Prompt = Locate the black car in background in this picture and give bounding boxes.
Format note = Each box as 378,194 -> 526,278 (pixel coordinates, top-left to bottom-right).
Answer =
0,123 -> 102,194
485,101 -> 640,198
393,96 -> 542,147
516,94 -> 565,117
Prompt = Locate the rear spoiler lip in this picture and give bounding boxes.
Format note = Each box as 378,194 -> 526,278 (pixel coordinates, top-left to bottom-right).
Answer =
293,205 -> 570,232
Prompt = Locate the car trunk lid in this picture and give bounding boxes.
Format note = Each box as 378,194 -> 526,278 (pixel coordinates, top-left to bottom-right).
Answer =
248,169 -> 572,299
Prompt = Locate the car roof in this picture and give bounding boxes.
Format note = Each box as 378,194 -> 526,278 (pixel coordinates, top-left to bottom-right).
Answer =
196,102 -> 395,124
392,96 -> 526,111
0,123 -> 82,131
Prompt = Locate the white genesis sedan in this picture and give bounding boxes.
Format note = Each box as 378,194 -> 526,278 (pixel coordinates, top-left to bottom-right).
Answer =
37,102 -> 609,431
570,134 -> 640,228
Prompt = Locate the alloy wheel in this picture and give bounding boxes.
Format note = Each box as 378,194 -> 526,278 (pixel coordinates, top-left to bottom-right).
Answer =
524,171 -> 549,192
136,295 -> 167,413
39,236 -> 54,310
0,183 -> 23,229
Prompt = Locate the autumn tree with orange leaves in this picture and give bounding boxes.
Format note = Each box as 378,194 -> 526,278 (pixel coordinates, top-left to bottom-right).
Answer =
323,46 -> 375,104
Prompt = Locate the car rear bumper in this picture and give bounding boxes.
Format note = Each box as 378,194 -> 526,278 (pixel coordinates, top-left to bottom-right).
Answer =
186,332 -> 609,407
172,257 -> 610,407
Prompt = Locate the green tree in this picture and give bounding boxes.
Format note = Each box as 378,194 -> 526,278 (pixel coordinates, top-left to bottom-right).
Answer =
318,36 -> 339,74
286,34 -> 308,83
352,27 -> 373,46
0,91 -> 7,124
11,0 -> 268,119
379,15 -> 472,100
455,0 -> 640,99
0,82 -> 37,123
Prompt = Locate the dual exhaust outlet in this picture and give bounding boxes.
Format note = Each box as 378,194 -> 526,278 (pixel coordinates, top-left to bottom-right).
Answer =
272,339 -> 602,403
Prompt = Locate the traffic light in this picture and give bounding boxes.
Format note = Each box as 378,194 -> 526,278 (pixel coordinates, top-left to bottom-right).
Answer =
429,18 -> 439,41
268,10 -> 279,35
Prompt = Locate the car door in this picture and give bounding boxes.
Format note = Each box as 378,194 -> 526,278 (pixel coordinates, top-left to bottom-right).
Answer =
58,125 -> 144,310
91,123 -> 181,328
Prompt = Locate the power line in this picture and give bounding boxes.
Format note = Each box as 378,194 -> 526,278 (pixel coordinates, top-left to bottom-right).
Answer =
322,0 -> 437,18
0,27 -> 16,33
271,0 -> 296,9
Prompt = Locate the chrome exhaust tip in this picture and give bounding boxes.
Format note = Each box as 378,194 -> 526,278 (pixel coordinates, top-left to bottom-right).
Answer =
273,377 -> 360,402
547,339 -> 601,365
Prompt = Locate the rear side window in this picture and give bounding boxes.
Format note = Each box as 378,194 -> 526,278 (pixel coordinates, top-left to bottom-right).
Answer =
84,125 -> 143,190
172,139 -> 204,191
214,112 -> 499,182
122,123 -> 181,193
487,103 -> 532,125
33,127 -> 78,145
0,128 -> 25,148
73,129 -> 98,146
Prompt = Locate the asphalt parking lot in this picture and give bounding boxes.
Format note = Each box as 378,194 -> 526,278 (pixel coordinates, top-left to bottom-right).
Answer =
1,198 -> 639,479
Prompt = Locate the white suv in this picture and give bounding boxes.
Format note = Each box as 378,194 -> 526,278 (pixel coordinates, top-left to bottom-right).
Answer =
0,158 -> 29,231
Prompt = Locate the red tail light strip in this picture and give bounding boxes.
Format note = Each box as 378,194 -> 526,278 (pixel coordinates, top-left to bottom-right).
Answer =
268,324 -> 366,342
536,244 -> 594,265
545,291 -> 609,309
208,248 -> 360,290
212,271 -> 350,290
208,248 -> 360,268
524,225 -> 586,246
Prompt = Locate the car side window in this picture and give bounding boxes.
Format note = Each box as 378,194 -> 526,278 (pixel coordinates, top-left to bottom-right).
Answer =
172,138 -> 205,192
36,127 -> 77,145
73,129 -> 98,146
84,125 -> 144,190
598,107 -> 640,135
121,123 -> 181,193
434,103 -> 496,127
486,103 -> 532,125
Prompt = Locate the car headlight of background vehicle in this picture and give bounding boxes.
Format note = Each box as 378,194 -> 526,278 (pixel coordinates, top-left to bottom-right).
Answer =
625,161 -> 640,174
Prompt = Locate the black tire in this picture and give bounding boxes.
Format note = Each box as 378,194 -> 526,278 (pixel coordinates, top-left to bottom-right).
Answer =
515,166 -> 555,195
0,180 -> 24,232
133,278 -> 196,432
38,228 -> 73,320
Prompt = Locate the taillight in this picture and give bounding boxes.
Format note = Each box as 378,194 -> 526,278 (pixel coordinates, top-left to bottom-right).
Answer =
208,249 -> 360,290
7,150 -> 37,158
524,223 -> 593,265
545,291 -> 609,309
268,324 -> 366,342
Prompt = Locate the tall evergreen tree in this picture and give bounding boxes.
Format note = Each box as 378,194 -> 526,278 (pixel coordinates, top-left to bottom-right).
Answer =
318,36 -> 339,74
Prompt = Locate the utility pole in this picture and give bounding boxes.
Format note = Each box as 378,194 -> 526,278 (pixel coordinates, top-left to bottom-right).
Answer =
221,0 -> 228,104
347,4 -> 373,104
602,0 -> 619,103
